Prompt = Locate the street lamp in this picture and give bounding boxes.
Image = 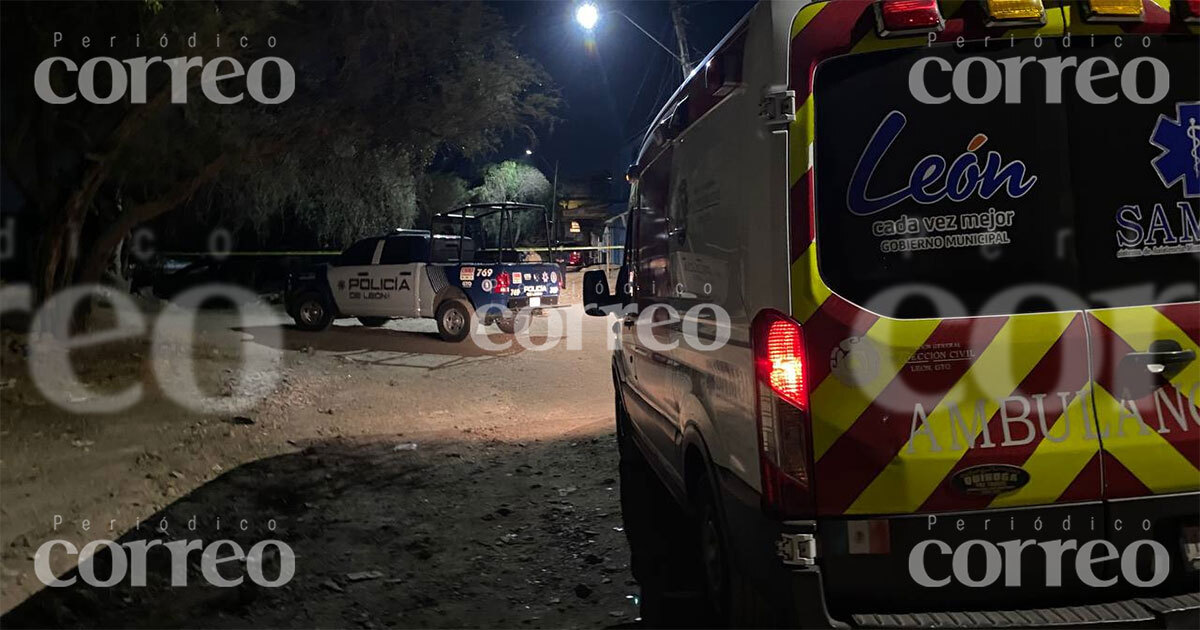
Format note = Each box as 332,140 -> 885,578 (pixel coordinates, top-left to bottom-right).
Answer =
525,149 -> 533,156
575,3 -> 600,30
574,2 -> 688,74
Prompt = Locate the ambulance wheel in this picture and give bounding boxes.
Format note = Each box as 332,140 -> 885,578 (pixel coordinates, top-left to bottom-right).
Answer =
435,300 -> 472,342
496,310 -> 530,335
618,429 -> 706,626
614,372 -> 638,463
695,476 -> 731,624
293,292 -> 333,332
691,472 -> 769,627
357,316 -> 389,327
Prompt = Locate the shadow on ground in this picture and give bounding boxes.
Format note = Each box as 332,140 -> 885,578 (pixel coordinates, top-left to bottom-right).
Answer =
243,324 -> 503,355
236,325 -> 559,369
1,433 -> 641,629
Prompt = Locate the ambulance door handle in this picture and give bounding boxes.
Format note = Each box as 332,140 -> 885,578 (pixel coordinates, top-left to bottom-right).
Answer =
356,272 -> 369,277
1137,349 -> 1195,371
1126,340 -> 1195,378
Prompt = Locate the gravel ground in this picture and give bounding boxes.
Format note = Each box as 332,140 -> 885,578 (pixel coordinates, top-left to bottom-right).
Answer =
1,278 -> 637,628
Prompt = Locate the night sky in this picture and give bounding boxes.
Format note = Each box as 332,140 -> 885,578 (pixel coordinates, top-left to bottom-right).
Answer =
497,0 -> 755,180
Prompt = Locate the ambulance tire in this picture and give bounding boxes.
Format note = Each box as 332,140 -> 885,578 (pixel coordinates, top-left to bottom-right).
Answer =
292,291 -> 334,332
357,316 -> 389,327
435,300 -> 472,343
618,403 -> 707,626
692,472 -> 772,628
614,372 -> 634,463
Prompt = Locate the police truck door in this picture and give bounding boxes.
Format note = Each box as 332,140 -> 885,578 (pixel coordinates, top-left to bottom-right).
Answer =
328,237 -> 384,317
374,236 -> 422,317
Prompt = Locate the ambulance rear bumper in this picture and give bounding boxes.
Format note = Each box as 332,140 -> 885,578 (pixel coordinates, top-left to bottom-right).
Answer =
848,592 -> 1199,628
778,566 -> 1199,628
729,490 -> 1199,628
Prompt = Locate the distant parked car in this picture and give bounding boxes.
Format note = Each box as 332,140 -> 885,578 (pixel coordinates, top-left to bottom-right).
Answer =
151,259 -> 256,300
553,249 -> 584,270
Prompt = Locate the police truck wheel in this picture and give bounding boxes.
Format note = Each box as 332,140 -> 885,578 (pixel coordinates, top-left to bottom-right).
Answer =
357,316 -> 389,327
435,300 -> 472,342
293,292 -> 333,332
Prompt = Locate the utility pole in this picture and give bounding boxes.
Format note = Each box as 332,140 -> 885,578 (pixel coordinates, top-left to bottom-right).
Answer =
669,0 -> 692,77
550,161 -> 559,246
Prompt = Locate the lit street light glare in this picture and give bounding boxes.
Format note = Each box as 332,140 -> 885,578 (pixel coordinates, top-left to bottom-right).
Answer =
525,149 -> 533,155
575,3 -> 600,30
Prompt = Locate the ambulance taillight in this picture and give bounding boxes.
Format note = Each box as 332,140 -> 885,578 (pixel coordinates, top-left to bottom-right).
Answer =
762,319 -> 807,410
752,310 -> 815,519
1178,0 -> 1200,21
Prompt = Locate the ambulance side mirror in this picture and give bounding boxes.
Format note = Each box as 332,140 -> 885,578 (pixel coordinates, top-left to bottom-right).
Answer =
583,269 -> 618,316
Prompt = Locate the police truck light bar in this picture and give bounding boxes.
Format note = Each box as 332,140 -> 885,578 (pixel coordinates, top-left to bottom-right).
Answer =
874,0 -> 944,37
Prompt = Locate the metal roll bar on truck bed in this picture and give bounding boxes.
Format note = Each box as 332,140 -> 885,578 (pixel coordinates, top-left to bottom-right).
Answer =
431,202 -> 555,265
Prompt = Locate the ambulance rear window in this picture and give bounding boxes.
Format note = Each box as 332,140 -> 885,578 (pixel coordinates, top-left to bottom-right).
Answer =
812,38 -> 1198,318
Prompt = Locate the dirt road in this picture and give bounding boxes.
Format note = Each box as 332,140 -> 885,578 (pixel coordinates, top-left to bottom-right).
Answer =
1,294 -> 636,628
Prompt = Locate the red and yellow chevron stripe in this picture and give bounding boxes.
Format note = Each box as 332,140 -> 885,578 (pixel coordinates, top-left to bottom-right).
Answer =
786,0 -> 1200,516
1088,304 -> 1200,497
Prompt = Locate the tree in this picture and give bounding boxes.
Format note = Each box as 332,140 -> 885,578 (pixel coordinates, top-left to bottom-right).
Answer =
469,161 -> 552,247
1,1 -> 560,315
417,173 -> 470,228
213,147 -> 420,249
470,161 -> 553,205
2,0 -> 276,300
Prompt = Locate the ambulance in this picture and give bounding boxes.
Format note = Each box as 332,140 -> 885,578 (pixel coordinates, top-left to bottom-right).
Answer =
583,0 -> 1200,626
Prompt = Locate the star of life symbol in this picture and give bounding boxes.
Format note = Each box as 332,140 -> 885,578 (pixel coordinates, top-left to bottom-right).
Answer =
1150,101 -> 1200,198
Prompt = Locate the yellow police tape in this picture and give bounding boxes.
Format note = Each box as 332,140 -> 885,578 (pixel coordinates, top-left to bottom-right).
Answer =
161,245 -> 624,257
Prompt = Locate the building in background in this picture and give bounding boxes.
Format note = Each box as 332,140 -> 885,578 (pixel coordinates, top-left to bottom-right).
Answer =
553,171 -> 625,267
602,213 -> 627,267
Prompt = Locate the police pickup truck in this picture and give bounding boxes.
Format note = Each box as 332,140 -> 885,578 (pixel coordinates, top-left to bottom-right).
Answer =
285,203 -> 565,342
